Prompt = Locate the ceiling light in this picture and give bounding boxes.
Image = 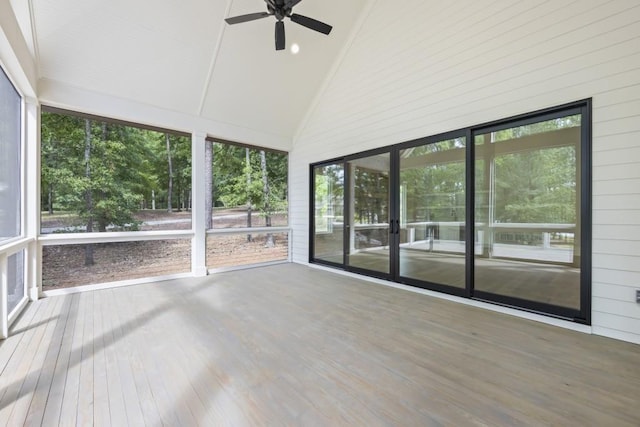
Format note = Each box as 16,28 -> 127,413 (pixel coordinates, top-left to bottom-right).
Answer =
290,43 -> 300,54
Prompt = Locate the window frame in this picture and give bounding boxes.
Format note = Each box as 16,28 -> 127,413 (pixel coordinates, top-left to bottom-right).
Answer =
204,137 -> 290,272
470,101 -> 592,323
38,106 -> 195,293
0,64 -> 28,338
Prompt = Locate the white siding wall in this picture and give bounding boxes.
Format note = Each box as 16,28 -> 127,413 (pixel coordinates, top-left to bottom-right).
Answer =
290,0 -> 640,343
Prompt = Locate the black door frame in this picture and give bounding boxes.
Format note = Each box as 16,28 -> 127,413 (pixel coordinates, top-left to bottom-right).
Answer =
342,146 -> 396,281
309,99 -> 591,325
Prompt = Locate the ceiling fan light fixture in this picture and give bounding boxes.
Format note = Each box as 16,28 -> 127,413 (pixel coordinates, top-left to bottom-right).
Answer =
225,0 -> 332,51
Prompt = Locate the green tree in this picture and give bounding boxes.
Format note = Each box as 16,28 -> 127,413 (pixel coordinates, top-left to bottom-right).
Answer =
211,142 -> 288,235
40,111 -> 190,230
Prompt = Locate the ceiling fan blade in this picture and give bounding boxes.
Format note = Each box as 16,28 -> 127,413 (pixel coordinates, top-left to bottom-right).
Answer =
264,0 -> 278,11
290,14 -> 332,35
275,21 -> 285,50
225,12 -> 270,25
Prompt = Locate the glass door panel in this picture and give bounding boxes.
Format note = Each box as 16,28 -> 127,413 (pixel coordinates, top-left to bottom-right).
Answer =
474,113 -> 582,310
312,163 -> 345,265
398,138 -> 466,288
346,153 -> 391,274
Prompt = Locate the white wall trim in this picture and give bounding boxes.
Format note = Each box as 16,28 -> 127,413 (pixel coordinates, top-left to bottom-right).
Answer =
0,254 -> 8,339
38,78 -> 291,152
25,100 -> 40,301
43,272 -> 194,297
38,230 -> 193,246
191,132 -> 208,277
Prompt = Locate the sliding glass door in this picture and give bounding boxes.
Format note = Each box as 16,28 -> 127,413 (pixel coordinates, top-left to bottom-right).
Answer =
398,136 -> 467,293
310,101 -> 590,323
312,162 -> 344,266
345,152 -> 392,276
473,111 -> 585,315
311,151 -> 394,278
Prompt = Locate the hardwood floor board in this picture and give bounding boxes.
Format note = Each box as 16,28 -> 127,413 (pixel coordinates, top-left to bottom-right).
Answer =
75,292 -> 95,426
165,298 -> 273,425
303,334 -> 505,425
2,295 -> 63,426
200,270 -> 510,424
113,288 -> 163,427
102,288 -> 146,427
57,290 -> 90,426
1,263 -> 639,425
125,290 -> 191,427
169,329 -> 243,425
24,295 -> 76,426
98,289 -> 130,427
341,298 -> 627,424
0,299 -> 50,401
0,303 -> 43,421
39,293 -> 80,426
150,316 -> 207,426
161,328 -> 211,426
0,298 -> 42,375
419,314 -> 640,422
92,289 -> 112,427
182,331 -> 270,427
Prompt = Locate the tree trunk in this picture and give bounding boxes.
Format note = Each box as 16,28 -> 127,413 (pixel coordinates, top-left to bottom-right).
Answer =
176,164 -> 182,212
246,148 -> 252,242
152,189 -> 156,210
97,124 -> 108,233
204,140 -> 213,229
47,184 -> 54,215
46,135 -> 55,214
166,133 -> 173,212
84,119 -> 94,266
260,150 -> 274,247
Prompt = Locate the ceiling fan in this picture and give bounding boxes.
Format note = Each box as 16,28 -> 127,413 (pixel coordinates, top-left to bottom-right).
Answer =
225,0 -> 333,51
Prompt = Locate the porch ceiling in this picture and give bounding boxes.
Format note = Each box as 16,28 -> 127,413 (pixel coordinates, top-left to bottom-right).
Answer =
9,0 -> 368,143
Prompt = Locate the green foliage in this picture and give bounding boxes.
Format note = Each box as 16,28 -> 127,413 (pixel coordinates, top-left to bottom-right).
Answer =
478,115 -> 579,224
353,167 -> 389,223
314,164 -> 344,227
400,138 -> 466,222
494,147 -> 576,224
41,111 -> 192,231
212,143 -> 288,220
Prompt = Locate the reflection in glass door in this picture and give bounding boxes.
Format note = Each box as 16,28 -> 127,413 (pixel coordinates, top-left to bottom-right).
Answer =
310,101 -> 589,323
346,153 -> 391,275
312,163 -> 344,265
398,137 -> 466,289
474,113 -> 582,311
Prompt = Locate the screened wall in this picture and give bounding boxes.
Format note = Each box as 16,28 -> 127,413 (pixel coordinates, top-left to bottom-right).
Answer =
37,109 -> 291,291
0,66 -> 27,337
205,140 -> 289,271
39,108 -> 194,291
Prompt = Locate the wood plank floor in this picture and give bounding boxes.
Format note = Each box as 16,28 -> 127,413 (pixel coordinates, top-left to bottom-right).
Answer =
0,263 -> 639,426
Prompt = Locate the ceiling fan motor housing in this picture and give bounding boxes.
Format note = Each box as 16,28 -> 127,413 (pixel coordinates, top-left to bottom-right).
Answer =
226,0 -> 332,51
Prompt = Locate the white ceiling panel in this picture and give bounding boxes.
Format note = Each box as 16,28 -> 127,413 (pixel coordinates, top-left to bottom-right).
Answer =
13,0 -> 368,144
33,0 -> 224,115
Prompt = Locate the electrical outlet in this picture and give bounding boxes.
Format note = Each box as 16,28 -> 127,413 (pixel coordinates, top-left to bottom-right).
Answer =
637,289 -> 640,303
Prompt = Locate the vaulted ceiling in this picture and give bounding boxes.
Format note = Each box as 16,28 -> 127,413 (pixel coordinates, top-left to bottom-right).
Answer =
9,0 -> 369,142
